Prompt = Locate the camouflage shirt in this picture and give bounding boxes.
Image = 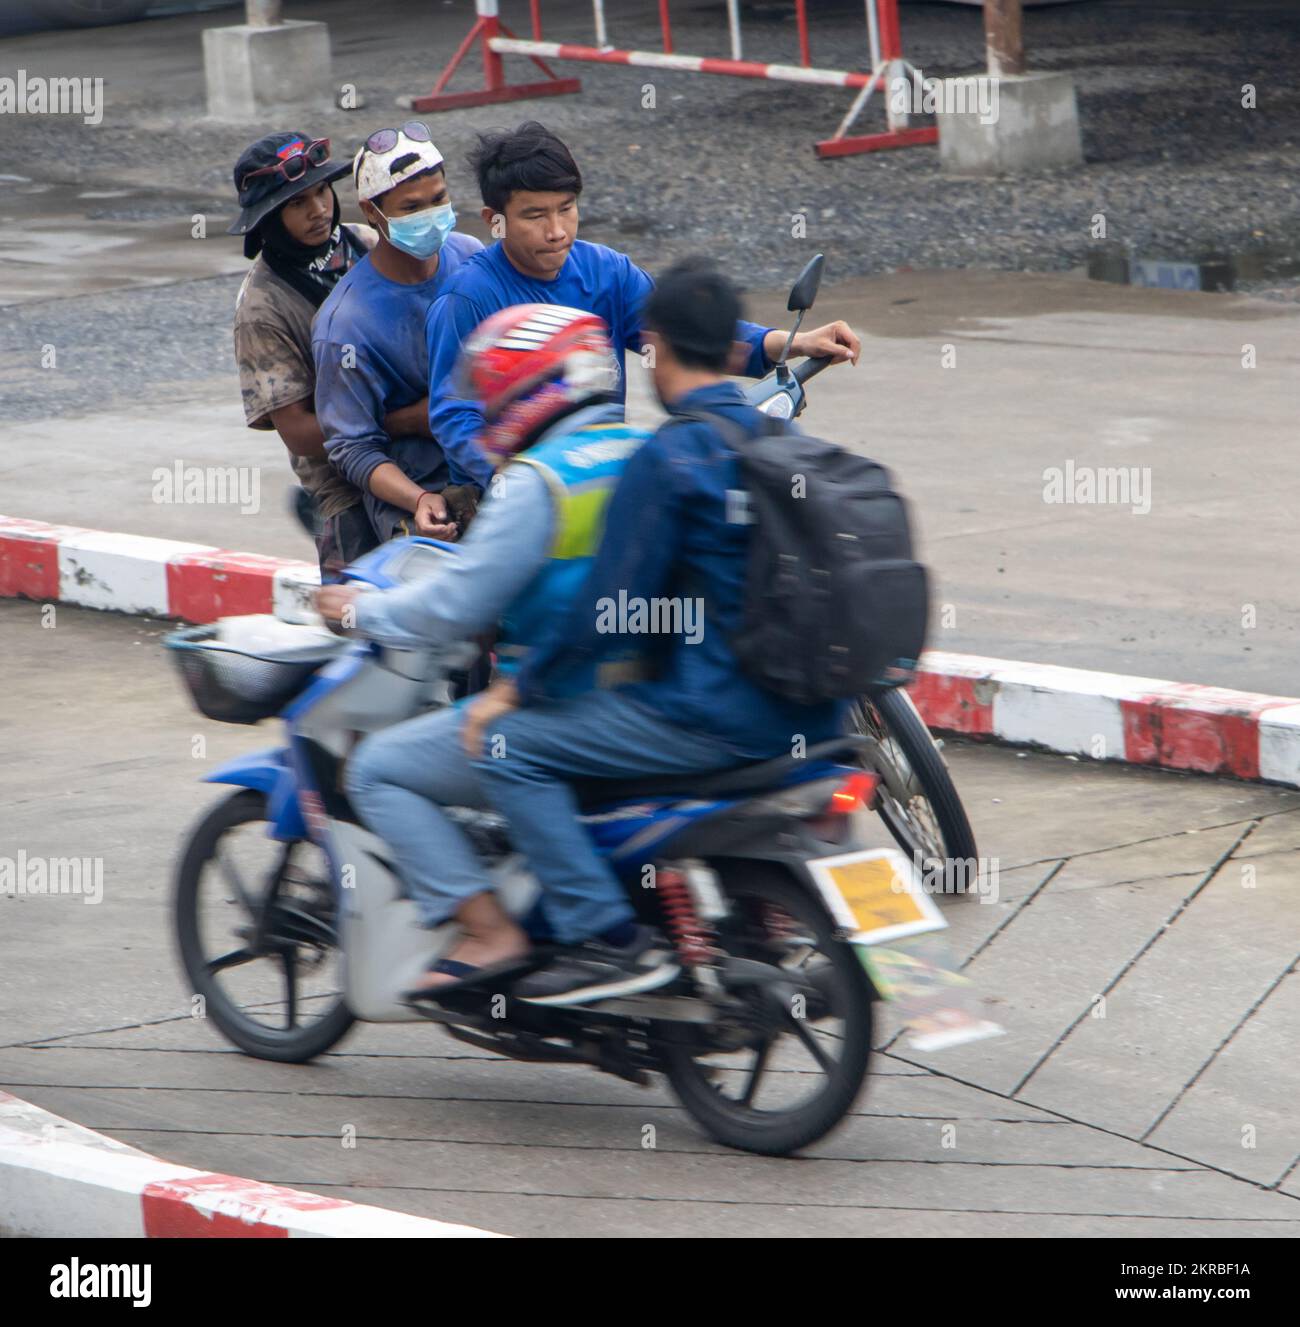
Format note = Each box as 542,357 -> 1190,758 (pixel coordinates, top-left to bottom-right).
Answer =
232,224 -> 376,520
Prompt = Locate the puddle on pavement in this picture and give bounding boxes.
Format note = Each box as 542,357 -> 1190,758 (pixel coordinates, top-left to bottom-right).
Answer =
0,177 -> 497,307
0,179 -> 257,306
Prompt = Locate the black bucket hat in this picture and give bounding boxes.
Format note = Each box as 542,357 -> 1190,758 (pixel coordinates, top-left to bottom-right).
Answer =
227,130 -> 351,258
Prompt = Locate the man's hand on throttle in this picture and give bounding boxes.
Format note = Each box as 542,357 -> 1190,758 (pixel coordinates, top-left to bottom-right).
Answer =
315,584 -> 364,633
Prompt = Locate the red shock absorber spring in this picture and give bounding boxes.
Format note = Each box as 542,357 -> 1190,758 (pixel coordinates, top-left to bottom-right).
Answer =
655,867 -> 713,967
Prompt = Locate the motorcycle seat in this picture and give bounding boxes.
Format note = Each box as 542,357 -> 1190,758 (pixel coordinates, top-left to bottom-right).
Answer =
573,736 -> 869,810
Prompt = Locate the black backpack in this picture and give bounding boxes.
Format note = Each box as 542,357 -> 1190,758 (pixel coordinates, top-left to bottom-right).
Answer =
684,410 -> 930,706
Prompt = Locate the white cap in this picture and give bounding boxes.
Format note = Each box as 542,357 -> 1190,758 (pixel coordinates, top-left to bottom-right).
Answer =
353,130 -> 445,203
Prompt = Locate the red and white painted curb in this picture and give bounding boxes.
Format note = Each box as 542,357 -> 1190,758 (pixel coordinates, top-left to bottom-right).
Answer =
0,1092 -> 502,1238
4,513 -> 1299,790
0,514 -> 319,625
910,651 -> 1300,788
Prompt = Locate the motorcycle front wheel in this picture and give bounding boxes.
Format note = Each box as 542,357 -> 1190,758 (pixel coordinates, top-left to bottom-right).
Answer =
853,687 -> 978,884
175,789 -> 355,1063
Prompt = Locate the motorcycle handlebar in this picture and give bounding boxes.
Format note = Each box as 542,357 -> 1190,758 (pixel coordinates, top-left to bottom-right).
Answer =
793,354 -> 836,384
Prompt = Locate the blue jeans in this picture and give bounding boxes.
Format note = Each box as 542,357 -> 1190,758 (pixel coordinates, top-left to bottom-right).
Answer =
472,690 -> 740,945
344,705 -> 491,928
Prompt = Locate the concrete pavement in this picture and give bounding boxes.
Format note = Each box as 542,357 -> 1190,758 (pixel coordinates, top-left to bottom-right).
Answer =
2,599 -> 1297,1236
5,0 -> 1299,1244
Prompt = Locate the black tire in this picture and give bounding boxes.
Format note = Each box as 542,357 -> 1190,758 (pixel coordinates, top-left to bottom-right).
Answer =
175,789 -> 355,1063
660,865 -> 874,1156
854,687 -> 978,885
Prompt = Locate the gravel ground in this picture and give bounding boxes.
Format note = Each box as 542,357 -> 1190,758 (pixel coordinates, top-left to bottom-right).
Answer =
2,0 -> 1299,421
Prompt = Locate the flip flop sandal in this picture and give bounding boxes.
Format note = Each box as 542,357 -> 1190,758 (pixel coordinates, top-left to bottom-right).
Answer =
402,955 -> 530,1004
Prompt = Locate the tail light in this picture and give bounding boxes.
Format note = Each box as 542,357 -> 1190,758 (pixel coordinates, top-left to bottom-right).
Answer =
827,771 -> 878,815
728,771 -> 878,821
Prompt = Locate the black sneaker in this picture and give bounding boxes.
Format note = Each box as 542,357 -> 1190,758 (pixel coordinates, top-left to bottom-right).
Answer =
512,925 -> 679,1006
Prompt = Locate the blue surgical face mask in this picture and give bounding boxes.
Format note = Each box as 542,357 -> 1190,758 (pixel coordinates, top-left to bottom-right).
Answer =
382,202 -> 456,259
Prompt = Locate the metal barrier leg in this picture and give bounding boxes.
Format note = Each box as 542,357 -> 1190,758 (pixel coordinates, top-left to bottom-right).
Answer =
405,1 -> 581,113
814,0 -> 937,158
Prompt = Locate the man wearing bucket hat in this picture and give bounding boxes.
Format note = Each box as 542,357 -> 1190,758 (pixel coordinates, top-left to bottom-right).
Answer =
313,121 -> 483,544
229,130 -> 383,579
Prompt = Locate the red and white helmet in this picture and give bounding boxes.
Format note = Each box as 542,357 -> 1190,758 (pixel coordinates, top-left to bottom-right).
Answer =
456,303 -> 621,462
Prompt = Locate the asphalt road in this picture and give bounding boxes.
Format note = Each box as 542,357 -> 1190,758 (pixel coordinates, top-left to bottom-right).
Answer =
2,601 -> 1298,1236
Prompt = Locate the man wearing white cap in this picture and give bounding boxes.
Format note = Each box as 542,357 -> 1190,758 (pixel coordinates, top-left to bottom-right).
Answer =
314,121 -> 484,543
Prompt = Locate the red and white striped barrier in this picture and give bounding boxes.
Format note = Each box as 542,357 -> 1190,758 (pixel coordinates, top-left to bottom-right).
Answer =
4,513 -> 1298,788
0,1092 -> 501,1238
0,514 -> 318,625
406,0 -> 937,159
911,651 -> 1300,787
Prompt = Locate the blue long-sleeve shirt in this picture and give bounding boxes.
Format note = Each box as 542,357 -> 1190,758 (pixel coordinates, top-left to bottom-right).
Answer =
426,239 -> 773,489
515,382 -> 846,761
314,233 -> 482,494
352,402 -> 624,650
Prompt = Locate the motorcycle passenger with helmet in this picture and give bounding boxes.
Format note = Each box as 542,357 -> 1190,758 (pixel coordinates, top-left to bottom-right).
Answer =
314,303 -> 666,999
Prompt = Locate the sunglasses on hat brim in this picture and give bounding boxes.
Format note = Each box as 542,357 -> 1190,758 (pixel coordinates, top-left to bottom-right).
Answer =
362,120 -> 434,156
240,138 -> 332,194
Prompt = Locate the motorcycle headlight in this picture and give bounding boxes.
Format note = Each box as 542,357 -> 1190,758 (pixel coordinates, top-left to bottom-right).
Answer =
757,392 -> 796,419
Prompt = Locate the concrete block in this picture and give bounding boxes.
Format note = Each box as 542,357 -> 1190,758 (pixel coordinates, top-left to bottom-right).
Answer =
939,71 -> 1082,176
202,21 -> 332,121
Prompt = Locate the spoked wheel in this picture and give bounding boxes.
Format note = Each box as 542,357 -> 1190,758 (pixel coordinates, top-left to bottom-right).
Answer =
175,790 -> 355,1062
659,866 -> 874,1156
852,687 -> 978,889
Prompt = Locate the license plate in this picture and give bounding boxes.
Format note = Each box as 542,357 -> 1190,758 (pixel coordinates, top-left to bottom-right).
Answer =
805,848 -> 946,946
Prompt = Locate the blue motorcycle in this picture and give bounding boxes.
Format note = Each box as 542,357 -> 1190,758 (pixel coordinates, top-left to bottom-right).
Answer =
165,257 -> 972,1155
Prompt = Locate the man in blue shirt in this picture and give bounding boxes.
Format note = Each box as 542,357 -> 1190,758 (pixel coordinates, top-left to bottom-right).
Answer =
314,122 -> 484,543
426,121 -> 861,491
462,259 -> 852,1005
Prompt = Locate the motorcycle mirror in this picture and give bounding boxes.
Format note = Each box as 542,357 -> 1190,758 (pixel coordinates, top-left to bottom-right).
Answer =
787,253 -> 825,313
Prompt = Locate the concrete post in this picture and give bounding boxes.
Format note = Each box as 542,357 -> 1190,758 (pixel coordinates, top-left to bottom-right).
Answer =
203,4 -> 332,121
938,71 -> 1082,176
938,0 -> 1080,176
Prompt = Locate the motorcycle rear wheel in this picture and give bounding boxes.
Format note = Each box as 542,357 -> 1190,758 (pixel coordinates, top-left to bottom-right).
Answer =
659,864 -> 874,1156
175,790 -> 355,1063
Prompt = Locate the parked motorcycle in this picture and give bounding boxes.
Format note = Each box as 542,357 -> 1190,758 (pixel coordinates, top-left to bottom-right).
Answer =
165,258 -> 978,1155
